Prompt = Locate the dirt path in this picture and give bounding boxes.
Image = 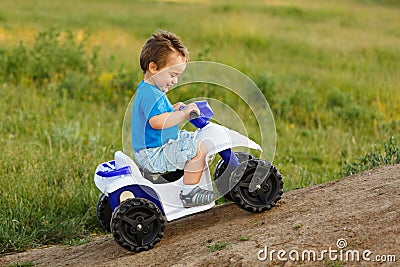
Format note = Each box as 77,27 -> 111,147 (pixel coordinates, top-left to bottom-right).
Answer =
1,165 -> 399,267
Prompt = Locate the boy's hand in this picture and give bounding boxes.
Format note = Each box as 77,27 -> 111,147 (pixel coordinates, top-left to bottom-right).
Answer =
173,102 -> 185,111
149,102 -> 199,129
181,103 -> 200,120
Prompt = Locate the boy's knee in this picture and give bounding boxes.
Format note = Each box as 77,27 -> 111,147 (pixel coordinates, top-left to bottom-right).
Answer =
195,141 -> 207,159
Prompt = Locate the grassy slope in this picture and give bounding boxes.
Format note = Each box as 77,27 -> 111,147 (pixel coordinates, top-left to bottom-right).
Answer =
0,0 -> 399,253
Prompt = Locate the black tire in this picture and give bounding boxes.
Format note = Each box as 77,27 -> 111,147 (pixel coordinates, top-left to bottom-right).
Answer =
111,198 -> 165,252
214,152 -> 255,201
230,159 -> 283,213
96,193 -> 112,232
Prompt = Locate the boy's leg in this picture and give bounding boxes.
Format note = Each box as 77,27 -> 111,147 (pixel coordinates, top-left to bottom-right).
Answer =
181,141 -> 218,208
183,141 -> 208,185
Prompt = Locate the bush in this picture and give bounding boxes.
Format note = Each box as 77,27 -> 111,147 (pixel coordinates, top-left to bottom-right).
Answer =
0,28 -> 137,107
30,29 -> 93,83
0,28 -> 98,85
326,88 -> 348,109
340,136 -> 400,177
0,42 -> 28,83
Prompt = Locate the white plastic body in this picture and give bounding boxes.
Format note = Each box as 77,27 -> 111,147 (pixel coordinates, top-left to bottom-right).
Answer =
94,122 -> 262,221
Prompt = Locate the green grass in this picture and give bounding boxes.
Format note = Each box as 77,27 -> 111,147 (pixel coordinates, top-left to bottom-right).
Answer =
324,261 -> 343,267
206,241 -> 229,252
5,262 -> 36,267
0,0 -> 399,254
239,236 -> 249,242
293,224 -> 303,230
340,136 -> 400,176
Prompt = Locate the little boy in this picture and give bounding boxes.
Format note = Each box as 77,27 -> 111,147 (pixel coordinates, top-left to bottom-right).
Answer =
132,30 -> 218,208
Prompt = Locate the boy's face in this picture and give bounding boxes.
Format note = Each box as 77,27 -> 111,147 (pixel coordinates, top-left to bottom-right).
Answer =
149,54 -> 187,92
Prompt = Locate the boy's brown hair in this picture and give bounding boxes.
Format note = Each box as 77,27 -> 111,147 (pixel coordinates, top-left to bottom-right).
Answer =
140,30 -> 189,74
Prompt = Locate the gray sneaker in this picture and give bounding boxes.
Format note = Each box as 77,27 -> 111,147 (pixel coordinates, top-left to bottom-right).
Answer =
180,186 -> 218,208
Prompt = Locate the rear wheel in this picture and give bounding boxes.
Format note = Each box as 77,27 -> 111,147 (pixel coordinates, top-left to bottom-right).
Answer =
230,159 -> 283,213
96,193 -> 112,232
111,198 -> 165,252
214,152 -> 255,201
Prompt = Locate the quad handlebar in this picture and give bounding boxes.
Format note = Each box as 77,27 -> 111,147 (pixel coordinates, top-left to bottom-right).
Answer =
181,100 -> 239,168
179,100 -> 214,129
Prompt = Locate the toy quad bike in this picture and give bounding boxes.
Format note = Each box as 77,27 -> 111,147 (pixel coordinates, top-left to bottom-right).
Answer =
94,100 -> 283,252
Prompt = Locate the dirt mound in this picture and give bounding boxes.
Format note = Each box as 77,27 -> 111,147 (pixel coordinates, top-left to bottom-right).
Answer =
1,165 -> 399,266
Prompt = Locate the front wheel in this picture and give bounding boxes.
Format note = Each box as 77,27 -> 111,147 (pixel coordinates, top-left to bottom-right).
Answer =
230,159 -> 283,213
111,198 -> 165,252
214,152 -> 255,201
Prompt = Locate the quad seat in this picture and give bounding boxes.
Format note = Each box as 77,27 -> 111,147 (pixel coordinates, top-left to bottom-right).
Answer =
141,169 -> 184,184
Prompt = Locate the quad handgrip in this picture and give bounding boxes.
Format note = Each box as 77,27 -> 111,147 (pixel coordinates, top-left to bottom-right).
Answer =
179,100 -> 214,129
189,110 -> 199,120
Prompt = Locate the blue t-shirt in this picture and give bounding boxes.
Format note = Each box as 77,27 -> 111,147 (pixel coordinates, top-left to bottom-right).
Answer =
132,81 -> 178,152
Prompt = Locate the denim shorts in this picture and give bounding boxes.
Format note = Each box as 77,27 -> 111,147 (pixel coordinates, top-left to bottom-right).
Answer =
134,130 -> 199,173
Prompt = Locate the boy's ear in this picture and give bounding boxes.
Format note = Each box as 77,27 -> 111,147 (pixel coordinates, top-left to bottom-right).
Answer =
148,62 -> 158,74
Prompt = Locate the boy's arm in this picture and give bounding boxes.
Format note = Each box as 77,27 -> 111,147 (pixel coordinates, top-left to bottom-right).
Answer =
149,111 -> 185,129
149,103 -> 199,129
